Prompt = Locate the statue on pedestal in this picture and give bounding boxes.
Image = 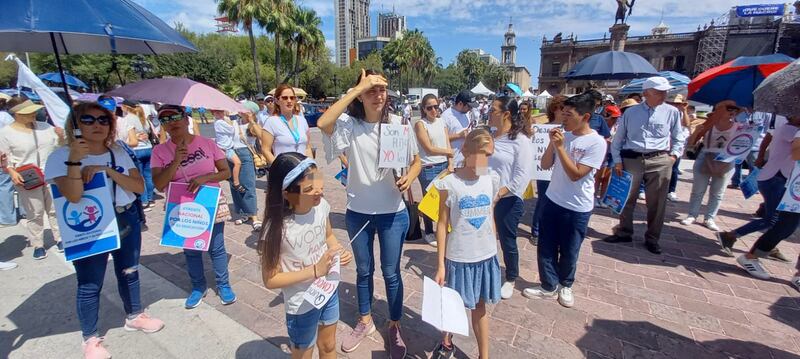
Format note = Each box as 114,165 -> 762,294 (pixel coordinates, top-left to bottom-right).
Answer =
614,0 -> 635,24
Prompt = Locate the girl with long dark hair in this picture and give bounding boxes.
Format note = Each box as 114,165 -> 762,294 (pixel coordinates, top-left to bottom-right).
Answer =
317,69 -> 421,358
258,152 -> 352,359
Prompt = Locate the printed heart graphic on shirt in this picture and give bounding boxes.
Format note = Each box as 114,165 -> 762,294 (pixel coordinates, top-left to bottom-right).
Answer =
458,194 -> 491,229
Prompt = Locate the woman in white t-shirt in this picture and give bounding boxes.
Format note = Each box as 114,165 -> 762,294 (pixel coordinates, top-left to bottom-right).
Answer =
414,94 -> 453,246
118,102 -> 158,210
0,97 -> 62,259
259,152 -> 352,358
317,69 -> 421,357
44,102 -> 164,359
487,96 -> 533,300
261,84 -> 313,165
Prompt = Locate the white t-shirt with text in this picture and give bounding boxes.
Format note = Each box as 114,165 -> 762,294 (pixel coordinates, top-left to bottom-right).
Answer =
545,130 -> 607,212
44,146 -> 139,207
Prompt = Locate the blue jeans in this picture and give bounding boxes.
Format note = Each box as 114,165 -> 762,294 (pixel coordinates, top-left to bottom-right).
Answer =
227,147 -> 257,217
346,209 -> 408,321
418,162 -> 448,234
494,195 -> 524,282
734,174 -> 786,237
731,151 -> 758,187
0,172 -> 17,225
73,205 -> 142,339
183,222 -> 231,291
530,180 -> 550,237
134,148 -> 155,203
285,293 -> 340,349
537,196 -> 592,292
668,158 -> 681,193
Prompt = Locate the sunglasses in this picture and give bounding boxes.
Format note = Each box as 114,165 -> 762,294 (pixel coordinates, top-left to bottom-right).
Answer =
424,105 -> 439,111
158,112 -> 184,123
79,114 -> 111,126
725,105 -> 740,112
280,96 -> 297,101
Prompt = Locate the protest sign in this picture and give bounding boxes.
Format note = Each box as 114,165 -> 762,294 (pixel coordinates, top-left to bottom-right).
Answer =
303,255 -> 341,309
161,182 -> 220,251
714,124 -> 764,163
334,166 -> 348,187
422,276 -> 469,336
51,173 -> 120,261
740,167 -> 760,199
602,170 -> 633,214
532,124 -> 559,180
777,161 -> 800,213
378,123 -> 411,169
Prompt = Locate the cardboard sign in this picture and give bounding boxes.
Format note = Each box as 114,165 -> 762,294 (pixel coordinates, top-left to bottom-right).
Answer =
602,170 -> 633,214
532,125 -> 560,180
714,124 -> 764,163
160,182 -> 220,251
777,161 -> 800,213
303,256 -> 341,309
51,174 -> 120,261
378,123 -> 411,169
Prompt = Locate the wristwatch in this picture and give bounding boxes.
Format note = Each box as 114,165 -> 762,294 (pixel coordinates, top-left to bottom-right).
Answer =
64,161 -> 82,166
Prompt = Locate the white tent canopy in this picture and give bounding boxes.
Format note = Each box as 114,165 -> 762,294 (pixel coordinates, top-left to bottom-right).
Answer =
471,82 -> 493,96
522,90 -> 535,98
537,90 -> 553,99
536,90 -> 553,109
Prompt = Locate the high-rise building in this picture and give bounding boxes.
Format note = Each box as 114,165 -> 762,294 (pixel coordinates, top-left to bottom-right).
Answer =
378,11 -> 406,39
335,0 -> 370,67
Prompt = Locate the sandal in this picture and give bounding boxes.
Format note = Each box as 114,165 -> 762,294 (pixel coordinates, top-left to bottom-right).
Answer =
252,221 -> 263,231
233,184 -> 247,194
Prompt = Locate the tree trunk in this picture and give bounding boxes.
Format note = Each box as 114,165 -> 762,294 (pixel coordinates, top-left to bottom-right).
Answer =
274,33 -> 281,87
293,40 -> 301,87
247,27 -> 263,95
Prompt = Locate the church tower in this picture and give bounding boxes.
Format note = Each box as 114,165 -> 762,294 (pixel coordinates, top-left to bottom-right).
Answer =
501,21 -> 517,65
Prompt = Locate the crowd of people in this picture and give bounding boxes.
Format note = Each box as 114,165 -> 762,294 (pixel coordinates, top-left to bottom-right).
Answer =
0,69 -> 799,359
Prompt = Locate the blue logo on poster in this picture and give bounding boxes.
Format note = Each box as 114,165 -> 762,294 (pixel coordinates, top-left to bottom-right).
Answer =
62,195 -> 105,232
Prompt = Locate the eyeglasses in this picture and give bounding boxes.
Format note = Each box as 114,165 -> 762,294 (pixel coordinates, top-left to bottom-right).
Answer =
158,112 -> 184,123
280,96 -> 297,101
78,114 -> 111,126
424,105 -> 439,111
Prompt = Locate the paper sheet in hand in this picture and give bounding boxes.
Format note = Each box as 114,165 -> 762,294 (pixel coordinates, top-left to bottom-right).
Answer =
303,256 -> 341,309
740,167 -> 760,199
421,276 -> 469,336
531,125 -> 559,180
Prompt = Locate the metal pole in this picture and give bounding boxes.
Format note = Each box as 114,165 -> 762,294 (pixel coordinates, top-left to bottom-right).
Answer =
49,32 -> 80,137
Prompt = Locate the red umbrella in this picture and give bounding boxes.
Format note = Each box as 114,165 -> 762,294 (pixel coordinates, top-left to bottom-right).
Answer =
688,54 -> 794,107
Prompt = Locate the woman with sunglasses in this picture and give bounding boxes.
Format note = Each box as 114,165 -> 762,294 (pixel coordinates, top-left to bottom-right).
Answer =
317,69 -> 421,358
261,84 -> 313,165
680,101 -> 740,232
44,102 -> 164,359
0,96 -> 62,260
151,105 -> 238,309
414,94 -> 453,247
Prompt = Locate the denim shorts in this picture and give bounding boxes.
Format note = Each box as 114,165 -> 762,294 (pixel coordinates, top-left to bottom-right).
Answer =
285,292 -> 340,349
224,148 -> 236,161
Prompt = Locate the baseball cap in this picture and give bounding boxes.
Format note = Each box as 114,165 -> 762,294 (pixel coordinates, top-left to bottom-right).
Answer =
122,99 -> 139,107
97,97 -> 117,112
666,93 -> 687,104
8,100 -> 43,115
642,76 -> 674,92
264,95 -> 275,102
455,90 -> 478,108
605,105 -> 622,117
604,94 -> 615,103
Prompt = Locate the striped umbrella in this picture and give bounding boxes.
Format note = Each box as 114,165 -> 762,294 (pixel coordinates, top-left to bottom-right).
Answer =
688,54 -> 794,107
619,71 -> 691,94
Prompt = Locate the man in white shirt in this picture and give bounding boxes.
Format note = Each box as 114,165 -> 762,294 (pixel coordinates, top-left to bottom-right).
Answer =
442,90 -> 477,161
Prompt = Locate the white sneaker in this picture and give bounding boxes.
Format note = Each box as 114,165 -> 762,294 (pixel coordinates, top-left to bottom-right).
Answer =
500,281 -> 515,299
792,276 -> 800,293
0,261 -> 18,271
558,287 -> 575,308
423,233 -> 438,248
595,198 -> 608,208
638,192 -> 646,200
522,285 -> 558,299
667,192 -> 678,201
704,218 -> 720,232
737,255 -> 770,280
680,216 -> 697,226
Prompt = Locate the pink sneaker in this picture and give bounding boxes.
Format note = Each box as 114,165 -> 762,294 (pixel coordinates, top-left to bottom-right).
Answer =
123,312 -> 165,333
82,337 -> 111,359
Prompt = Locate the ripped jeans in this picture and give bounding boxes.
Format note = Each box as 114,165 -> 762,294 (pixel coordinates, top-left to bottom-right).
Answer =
73,205 -> 142,339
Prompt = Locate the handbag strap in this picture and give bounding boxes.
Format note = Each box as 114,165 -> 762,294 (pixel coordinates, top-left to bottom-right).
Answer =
108,147 -> 118,205
31,123 -> 41,168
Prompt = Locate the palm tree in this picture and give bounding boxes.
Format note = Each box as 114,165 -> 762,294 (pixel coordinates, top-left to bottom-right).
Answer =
260,0 -> 295,87
216,0 -> 268,94
289,8 -> 323,86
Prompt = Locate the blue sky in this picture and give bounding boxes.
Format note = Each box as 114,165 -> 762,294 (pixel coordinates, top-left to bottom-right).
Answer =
136,0 -> 773,88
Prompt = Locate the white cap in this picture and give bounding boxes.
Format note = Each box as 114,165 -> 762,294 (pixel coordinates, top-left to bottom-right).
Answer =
604,94 -> 615,103
643,76 -> 674,91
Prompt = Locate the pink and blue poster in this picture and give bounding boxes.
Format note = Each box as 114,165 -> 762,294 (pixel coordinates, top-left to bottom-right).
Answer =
161,182 -> 221,251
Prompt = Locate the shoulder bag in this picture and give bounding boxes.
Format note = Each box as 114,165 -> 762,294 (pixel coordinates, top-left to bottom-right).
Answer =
16,126 -> 46,190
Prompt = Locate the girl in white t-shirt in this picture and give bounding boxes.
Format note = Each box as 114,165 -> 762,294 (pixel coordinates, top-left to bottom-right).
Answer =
259,152 -> 352,359
432,128 -> 501,359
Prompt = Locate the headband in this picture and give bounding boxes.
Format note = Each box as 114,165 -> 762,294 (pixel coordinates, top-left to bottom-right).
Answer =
282,158 -> 316,190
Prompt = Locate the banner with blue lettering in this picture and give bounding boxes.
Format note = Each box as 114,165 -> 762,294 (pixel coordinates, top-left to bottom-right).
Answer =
51,174 -> 120,261
160,182 -> 220,251
736,4 -> 785,17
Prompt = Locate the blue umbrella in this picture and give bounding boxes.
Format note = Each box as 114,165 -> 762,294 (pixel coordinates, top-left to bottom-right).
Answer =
38,72 -> 88,89
620,71 -> 691,94
506,82 -> 523,96
565,51 -> 659,80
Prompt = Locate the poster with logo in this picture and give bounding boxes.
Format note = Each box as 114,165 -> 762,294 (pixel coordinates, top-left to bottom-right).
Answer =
303,255 -> 341,309
714,124 -> 764,163
51,173 -> 120,262
378,123 -> 411,169
602,170 -> 633,214
777,161 -> 800,213
160,182 -> 220,251
532,124 -> 560,180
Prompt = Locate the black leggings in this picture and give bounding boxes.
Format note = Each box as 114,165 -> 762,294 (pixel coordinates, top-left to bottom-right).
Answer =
751,210 -> 800,257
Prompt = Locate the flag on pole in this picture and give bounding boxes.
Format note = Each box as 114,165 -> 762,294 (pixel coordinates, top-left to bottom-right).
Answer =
10,55 -> 70,128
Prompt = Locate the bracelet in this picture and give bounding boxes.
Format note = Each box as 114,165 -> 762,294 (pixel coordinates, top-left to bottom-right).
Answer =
313,265 -> 318,278
65,161 -> 82,166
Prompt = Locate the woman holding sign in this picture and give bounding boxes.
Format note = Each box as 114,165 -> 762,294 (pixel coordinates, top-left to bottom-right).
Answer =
317,69 -> 421,358
151,105 -> 238,309
488,96 -> 534,300
45,102 -> 164,359
259,152 -> 353,359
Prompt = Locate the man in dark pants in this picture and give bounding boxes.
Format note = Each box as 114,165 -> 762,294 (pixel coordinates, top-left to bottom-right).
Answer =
604,77 -> 685,254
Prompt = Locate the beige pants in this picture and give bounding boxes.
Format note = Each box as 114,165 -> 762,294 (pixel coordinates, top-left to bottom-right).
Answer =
615,154 -> 673,244
17,185 -> 60,248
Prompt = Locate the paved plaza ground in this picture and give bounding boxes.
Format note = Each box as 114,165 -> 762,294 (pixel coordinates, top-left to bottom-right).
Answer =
2,125 -> 799,358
